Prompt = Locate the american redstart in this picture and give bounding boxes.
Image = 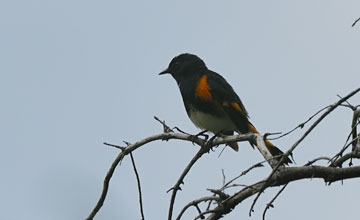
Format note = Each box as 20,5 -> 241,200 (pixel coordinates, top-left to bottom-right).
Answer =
159,53 -> 291,164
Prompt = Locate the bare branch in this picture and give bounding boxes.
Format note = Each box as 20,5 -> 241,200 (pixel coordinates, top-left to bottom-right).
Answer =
87,88 -> 360,220
86,131 -> 256,220
281,88 -> 360,168
206,165 -> 360,220
250,88 -> 360,217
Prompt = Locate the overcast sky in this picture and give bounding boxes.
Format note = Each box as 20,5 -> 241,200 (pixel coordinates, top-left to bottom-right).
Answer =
1,1 -> 360,220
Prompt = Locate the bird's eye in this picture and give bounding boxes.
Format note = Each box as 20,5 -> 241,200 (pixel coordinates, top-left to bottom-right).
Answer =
175,61 -> 180,65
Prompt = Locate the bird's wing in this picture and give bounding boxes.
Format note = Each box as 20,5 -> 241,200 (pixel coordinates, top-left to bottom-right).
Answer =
206,70 -> 251,134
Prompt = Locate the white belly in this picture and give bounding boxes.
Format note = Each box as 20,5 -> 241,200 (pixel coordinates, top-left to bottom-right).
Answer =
188,110 -> 236,134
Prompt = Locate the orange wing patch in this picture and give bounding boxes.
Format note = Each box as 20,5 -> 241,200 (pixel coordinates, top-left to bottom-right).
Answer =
248,123 -> 259,134
195,74 -> 212,99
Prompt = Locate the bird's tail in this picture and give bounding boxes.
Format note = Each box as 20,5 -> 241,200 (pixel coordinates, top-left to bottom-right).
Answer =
248,123 -> 292,165
227,142 -> 239,152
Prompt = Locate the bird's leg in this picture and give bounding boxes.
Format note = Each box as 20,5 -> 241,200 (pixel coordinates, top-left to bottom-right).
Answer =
173,126 -> 190,135
173,127 -> 209,141
205,131 -> 225,151
187,130 -> 209,146
194,130 -> 209,140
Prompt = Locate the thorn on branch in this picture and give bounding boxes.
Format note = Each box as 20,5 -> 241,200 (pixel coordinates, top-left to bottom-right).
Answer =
299,123 -> 305,129
167,185 -> 183,193
123,141 -> 131,146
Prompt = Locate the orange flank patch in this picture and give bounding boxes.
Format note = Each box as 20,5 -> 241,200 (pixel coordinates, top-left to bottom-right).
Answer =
195,75 -> 212,99
248,123 -> 275,147
231,102 -> 243,112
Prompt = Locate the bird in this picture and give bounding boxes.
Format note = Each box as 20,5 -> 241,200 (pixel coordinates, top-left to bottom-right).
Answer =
159,53 -> 291,164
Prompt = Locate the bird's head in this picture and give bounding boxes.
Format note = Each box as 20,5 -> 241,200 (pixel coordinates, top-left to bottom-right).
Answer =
159,53 -> 207,82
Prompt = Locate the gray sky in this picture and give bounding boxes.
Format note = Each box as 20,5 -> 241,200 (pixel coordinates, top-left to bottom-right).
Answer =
1,1 -> 360,219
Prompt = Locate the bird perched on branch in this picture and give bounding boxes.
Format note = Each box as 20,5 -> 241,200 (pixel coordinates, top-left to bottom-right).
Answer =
159,53 -> 291,165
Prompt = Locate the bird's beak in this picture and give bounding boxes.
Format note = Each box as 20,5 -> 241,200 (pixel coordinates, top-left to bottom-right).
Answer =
158,68 -> 170,75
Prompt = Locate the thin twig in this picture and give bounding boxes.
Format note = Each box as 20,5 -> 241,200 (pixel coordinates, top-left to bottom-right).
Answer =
269,106 -> 330,140
220,161 -> 265,191
337,96 -> 360,152
331,151 -> 360,167
351,108 -> 360,152
221,169 -> 226,187
331,134 -> 360,165
262,183 -> 288,220
352,17 -> 360,27
130,152 -> 145,220
104,142 -> 125,150
168,146 -> 210,220
304,157 -> 332,166
154,116 -> 174,133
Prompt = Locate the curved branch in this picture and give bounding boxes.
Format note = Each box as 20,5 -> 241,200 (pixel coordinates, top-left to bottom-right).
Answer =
85,132 -> 255,220
176,196 -> 221,220
85,151 -> 126,220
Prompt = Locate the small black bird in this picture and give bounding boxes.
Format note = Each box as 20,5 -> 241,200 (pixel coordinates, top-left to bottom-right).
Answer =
159,53 -> 291,164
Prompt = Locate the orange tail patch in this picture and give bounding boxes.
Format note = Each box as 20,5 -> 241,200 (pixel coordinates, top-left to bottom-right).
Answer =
248,123 -> 275,147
